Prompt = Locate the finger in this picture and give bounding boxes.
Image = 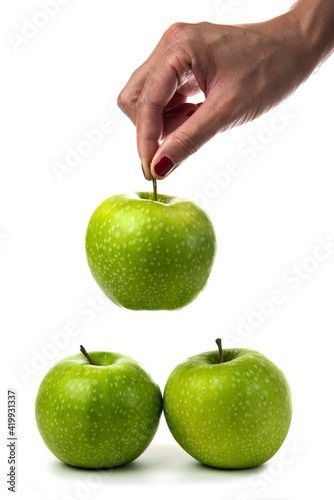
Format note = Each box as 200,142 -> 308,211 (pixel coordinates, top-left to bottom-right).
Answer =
177,75 -> 202,97
165,92 -> 189,111
150,95 -> 225,179
136,64 -> 180,179
117,64 -> 151,125
163,103 -> 199,137
162,114 -> 189,138
164,102 -> 198,117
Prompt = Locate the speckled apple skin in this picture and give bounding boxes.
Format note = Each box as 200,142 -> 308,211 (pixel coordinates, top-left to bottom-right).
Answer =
35,352 -> 162,469
85,192 -> 216,310
163,348 -> 292,469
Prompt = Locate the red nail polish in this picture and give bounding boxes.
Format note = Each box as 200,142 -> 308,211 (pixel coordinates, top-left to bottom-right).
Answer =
153,155 -> 174,177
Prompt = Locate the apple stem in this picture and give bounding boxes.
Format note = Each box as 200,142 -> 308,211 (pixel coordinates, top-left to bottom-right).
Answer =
215,338 -> 224,363
152,177 -> 157,202
80,345 -> 95,365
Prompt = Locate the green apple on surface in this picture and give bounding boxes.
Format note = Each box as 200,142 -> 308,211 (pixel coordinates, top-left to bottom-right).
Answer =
35,346 -> 162,469
163,339 -> 292,469
85,190 -> 216,310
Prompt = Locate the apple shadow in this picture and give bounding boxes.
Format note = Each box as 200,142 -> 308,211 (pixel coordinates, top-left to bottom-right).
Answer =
173,449 -> 267,482
48,443 -> 269,486
48,445 -> 166,484
192,456 -> 267,474
51,457 -> 146,476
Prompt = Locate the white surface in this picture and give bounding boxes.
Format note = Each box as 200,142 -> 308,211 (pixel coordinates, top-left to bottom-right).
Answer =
1,1 -> 334,499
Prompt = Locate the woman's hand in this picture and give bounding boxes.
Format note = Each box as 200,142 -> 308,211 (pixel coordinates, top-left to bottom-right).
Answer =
118,1 -> 333,180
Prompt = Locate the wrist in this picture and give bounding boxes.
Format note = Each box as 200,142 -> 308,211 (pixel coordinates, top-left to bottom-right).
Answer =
289,0 -> 334,65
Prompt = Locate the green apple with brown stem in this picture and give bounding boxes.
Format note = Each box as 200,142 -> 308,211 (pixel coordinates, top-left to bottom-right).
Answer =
35,346 -> 163,469
85,180 -> 217,310
163,339 -> 292,469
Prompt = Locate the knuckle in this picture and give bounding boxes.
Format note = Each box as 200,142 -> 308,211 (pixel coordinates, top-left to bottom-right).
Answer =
117,89 -> 138,120
163,22 -> 190,43
117,90 -> 127,111
172,130 -> 198,157
197,21 -> 212,30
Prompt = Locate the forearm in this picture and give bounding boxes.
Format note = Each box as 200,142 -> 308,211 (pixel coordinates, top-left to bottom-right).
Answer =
290,0 -> 334,65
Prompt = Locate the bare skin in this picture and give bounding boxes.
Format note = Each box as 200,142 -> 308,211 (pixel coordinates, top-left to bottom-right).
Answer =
118,0 -> 334,180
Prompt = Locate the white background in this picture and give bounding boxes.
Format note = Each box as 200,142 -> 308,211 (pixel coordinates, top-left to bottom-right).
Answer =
1,0 -> 334,499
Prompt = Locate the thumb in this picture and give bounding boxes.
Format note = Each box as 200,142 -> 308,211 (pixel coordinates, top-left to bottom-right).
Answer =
150,97 -> 224,179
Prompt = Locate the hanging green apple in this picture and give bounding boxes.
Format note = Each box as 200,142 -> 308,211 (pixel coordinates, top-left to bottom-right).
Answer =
85,182 -> 216,310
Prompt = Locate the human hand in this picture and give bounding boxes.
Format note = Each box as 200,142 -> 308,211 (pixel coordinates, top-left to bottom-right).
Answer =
117,12 -> 316,180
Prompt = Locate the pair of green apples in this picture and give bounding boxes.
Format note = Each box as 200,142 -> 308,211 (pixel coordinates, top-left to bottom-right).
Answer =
36,190 -> 292,470
36,341 -> 292,470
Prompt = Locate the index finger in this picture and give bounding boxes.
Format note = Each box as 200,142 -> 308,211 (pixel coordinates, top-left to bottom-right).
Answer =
117,64 -> 150,125
136,64 -> 179,179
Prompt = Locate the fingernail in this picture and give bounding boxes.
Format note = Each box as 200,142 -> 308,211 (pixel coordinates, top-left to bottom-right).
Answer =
153,155 -> 175,177
141,161 -> 151,180
186,109 -> 196,117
